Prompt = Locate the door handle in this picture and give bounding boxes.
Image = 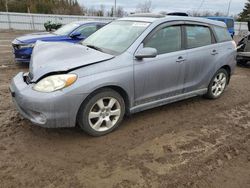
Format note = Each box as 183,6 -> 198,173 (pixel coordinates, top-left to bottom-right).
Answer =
176,56 -> 186,63
211,50 -> 218,55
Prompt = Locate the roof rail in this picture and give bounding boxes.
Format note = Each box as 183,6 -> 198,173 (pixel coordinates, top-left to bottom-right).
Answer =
167,12 -> 189,16
129,13 -> 165,18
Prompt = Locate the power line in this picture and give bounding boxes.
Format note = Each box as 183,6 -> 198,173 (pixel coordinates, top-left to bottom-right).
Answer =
197,0 -> 205,12
114,0 -> 117,17
227,0 -> 232,16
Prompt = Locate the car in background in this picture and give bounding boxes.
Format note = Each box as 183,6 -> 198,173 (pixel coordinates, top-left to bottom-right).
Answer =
44,21 -> 63,31
10,15 -> 236,136
12,21 -> 108,63
206,17 -> 235,37
236,34 -> 250,65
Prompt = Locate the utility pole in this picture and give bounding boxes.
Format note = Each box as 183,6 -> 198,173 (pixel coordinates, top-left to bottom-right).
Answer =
227,0 -> 232,16
114,0 -> 117,17
5,0 -> 11,29
5,0 -> 8,12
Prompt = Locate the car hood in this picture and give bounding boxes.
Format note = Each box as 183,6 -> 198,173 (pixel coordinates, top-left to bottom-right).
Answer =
29,41 -> 114,82
16,32 -> 62,43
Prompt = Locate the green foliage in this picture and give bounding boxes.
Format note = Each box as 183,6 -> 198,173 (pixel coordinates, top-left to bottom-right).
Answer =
238,0 -> 250,21
0,0 -> 83,15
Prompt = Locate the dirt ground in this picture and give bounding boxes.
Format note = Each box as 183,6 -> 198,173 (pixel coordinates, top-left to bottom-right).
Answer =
0,30 -> 250,188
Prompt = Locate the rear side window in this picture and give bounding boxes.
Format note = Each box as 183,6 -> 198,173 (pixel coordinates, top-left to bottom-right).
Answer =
144,26 -> 182,54
185,25 -> 212,49
214,26 -> 232,42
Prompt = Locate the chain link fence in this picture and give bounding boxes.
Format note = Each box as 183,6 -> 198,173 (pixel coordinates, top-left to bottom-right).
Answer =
0,12 -> 249,38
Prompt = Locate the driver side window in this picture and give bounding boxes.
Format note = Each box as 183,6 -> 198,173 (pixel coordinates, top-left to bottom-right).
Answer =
144,26 -> 182,55
74,25 -> 98,37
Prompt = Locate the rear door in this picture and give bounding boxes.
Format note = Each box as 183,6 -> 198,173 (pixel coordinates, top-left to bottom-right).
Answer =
134,23 -> 187,106
182,23 -> 220,93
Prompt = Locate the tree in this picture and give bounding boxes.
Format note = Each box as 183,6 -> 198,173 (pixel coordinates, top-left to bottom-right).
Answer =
0,0 -> 83,15
0,0 -> 7,12
238,0 -> 250,21
98,4 -> 105,16
69,0 -> 83,15
189,10 -> 226,17
159,11 -> 167,15
86,6 -> 99,16
107,6 -> 114,17
116,6 -> 125,17
136,0 -> 152,13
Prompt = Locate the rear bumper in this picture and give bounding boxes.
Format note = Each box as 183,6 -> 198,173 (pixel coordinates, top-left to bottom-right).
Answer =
10,72 -> 88,128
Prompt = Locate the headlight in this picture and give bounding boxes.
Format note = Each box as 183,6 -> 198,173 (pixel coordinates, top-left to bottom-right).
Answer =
33,74 -> 77,93
19,43 -> 35,49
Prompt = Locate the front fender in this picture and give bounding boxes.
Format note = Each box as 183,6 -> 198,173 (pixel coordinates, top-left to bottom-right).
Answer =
68,65 -> 134,108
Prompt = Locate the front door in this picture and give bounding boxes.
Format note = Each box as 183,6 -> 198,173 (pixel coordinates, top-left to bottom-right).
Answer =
134,25 -> 187,106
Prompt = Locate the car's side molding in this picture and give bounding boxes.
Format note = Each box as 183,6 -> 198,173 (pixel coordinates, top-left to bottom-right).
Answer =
130,88 -> 208,114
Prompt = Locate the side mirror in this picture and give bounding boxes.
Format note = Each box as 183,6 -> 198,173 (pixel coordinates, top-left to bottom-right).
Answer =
135,47 -> 157,59
70,32 -> 81,38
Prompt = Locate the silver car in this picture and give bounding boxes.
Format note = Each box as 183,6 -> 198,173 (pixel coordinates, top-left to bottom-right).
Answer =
10,15 -> 237,136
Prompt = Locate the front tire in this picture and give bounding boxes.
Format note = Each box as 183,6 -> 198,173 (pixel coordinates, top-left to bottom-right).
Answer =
205,69 -> 229,99
77,89 -> 125,136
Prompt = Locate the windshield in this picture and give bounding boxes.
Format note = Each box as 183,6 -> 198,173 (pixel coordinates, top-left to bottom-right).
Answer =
82,21 -> 150,55
54,22 -> 80,35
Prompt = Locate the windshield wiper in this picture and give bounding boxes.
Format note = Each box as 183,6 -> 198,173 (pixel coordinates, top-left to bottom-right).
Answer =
86,44 -> 103,52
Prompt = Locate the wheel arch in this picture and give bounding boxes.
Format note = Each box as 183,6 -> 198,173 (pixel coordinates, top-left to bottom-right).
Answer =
220,65 -> 231,84
76,85 -> 131,125
105,85 -> 131,115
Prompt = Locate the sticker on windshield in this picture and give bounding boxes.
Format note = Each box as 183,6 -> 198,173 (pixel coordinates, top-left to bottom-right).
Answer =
132,23 -> 150,27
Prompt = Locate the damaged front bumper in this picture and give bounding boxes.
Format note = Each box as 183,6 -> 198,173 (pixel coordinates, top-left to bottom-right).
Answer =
10,72 -> 87,128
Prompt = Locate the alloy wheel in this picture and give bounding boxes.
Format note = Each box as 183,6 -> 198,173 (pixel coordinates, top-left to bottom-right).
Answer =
211,72 -> 227,97
88,97 -> 121,132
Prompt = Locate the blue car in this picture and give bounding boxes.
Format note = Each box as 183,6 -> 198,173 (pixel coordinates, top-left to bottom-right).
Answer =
12,21 -> 108,63
206,17 -> 235,38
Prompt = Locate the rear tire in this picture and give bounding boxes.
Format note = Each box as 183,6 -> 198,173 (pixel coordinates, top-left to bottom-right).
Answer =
205,69 -> 229,99
77,88 -> 125,136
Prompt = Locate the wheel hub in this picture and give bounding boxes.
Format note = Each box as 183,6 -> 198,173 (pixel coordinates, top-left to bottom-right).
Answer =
88,97 -> 121,132
212,72 -> 227,97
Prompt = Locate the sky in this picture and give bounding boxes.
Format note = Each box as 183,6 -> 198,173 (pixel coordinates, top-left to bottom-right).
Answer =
78,0 -> 247,15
